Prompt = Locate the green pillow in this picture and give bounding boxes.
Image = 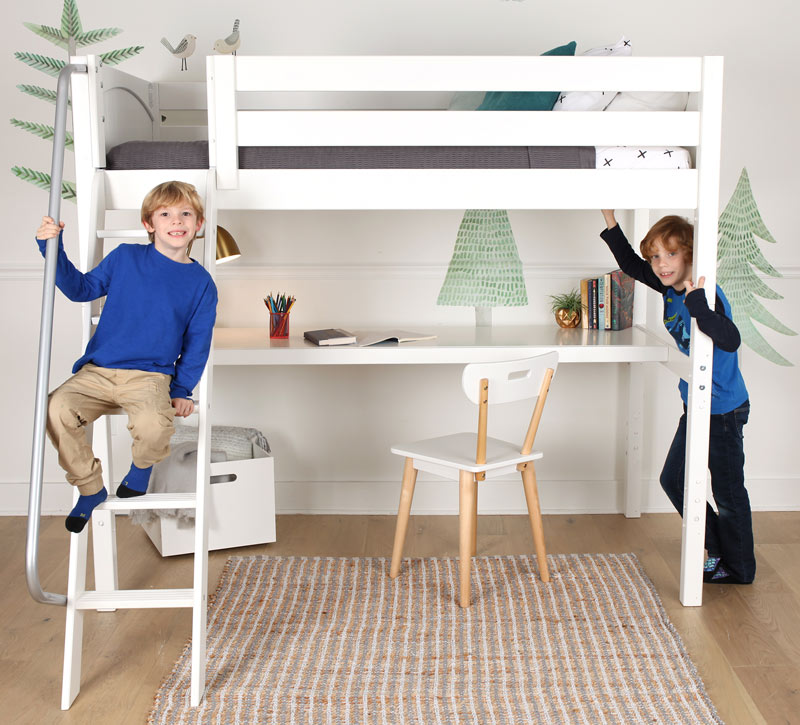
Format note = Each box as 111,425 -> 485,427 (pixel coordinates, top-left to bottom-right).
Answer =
477,41 -> 577,111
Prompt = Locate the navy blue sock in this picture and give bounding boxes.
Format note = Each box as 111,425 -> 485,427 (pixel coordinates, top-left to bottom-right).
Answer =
116,463 -> 153,498
65,488 -> 108,533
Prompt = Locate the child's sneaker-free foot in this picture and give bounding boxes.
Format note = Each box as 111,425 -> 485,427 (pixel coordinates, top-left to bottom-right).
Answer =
116,463 -> 153,498
703,558 -> 747,584
65,488 -> 108,533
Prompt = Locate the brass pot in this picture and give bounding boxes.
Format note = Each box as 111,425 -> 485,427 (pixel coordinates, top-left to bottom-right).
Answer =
555,308 -> 581,328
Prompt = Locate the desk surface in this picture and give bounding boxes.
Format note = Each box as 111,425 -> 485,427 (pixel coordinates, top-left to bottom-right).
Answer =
213,325 -> 670,365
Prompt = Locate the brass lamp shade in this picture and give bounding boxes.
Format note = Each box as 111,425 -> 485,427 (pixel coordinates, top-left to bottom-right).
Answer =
216,225 -> 241,264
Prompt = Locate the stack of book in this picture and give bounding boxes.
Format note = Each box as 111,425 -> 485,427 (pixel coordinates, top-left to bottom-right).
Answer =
580,269 -> 635,330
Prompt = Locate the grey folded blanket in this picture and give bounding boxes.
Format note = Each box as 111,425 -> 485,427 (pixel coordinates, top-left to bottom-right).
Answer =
130,425 -> 270,526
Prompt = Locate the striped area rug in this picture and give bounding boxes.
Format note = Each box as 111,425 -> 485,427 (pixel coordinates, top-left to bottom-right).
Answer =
149,554 -> 722,724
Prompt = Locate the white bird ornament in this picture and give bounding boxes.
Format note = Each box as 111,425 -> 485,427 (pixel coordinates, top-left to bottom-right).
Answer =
161,34 -> 197,71
213,19 -> 240,55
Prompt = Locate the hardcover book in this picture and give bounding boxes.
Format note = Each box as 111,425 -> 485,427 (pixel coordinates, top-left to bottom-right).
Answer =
610,269 -> 635,330
303,328 -> 357,346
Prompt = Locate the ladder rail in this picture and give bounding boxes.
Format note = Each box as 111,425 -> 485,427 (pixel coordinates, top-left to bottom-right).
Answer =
26,63 -> 88,607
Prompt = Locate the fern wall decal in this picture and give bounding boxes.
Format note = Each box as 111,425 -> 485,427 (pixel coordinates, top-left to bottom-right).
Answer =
11,0 -> 143,202
717,168 -> 796,366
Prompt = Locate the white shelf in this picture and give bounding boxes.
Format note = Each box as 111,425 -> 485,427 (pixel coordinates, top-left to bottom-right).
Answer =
213,325 -> 670,366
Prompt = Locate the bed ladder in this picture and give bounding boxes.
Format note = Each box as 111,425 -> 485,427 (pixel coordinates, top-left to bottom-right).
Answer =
26,61 -> 214,710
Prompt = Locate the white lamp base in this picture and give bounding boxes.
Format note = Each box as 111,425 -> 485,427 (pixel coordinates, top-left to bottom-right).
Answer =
475,306 -> 492,327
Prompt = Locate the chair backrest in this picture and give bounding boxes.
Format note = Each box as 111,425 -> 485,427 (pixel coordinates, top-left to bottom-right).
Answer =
462,352 -> 559,463
461,353 -> 559,405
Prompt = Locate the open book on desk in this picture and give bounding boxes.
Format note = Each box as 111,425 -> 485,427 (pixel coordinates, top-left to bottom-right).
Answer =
355,330 -> 437,347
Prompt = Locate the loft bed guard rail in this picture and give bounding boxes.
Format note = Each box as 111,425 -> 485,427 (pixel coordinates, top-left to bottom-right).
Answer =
206,55 -> 706,211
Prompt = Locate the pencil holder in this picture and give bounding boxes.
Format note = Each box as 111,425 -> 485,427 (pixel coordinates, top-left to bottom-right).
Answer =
269,311 -> 290,339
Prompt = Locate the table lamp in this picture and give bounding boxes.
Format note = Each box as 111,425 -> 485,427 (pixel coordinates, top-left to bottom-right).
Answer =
437,209 -> 528,326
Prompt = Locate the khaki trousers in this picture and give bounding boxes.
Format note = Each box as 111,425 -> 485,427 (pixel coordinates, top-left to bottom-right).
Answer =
47,364 -> 175,495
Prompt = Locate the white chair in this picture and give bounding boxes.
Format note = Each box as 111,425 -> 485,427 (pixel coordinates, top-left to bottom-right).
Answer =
389,352 -> 558,607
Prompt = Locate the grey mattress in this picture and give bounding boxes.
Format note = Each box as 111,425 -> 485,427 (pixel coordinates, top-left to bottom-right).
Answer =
105,141 -> 596,170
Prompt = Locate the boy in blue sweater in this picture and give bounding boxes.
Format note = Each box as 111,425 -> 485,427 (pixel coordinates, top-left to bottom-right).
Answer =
600,210 -> 753,584
36,181 -> 218,533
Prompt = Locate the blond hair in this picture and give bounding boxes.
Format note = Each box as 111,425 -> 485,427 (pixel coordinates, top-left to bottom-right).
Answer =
640,215 -> 694,265
140,181 -> 204,242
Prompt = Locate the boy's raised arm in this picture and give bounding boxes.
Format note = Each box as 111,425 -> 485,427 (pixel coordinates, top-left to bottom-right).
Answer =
601,209 -> 618,229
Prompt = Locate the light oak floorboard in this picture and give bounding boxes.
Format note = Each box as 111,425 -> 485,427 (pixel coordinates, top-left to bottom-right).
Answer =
2,512 -> 797,724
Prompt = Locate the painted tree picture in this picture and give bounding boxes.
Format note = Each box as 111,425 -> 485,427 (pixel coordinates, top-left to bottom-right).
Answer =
11,0 -> 143,201
717,168 -> 795,366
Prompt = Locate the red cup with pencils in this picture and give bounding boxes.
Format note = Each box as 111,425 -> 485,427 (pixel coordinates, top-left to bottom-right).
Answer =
265,293 -> 295,339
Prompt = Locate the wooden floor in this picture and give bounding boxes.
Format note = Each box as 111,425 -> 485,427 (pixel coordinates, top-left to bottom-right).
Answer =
3,511 -> 799,724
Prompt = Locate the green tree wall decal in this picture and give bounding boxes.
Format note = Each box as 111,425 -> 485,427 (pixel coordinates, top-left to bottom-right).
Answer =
11,0 -> 143,201
717,168 -> 796,366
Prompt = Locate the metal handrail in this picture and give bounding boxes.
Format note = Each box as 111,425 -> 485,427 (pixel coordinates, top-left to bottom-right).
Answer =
26,63 -> 88,606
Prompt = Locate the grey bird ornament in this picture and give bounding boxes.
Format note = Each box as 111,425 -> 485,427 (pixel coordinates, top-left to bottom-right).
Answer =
161,34 -> 197,71
213,19 -> 240,55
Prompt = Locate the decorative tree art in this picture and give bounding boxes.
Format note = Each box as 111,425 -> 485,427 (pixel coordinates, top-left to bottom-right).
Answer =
11,0 -> 143,201
437,209 -> 528,326
717,168 -> 795,366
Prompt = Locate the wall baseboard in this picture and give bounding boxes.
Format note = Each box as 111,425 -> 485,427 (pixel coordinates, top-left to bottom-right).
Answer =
3,478 -> 798,516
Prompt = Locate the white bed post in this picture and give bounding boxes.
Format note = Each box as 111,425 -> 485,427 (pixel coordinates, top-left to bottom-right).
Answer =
680,56 -> 724,606
207,55 -> 238,190
623,209 -> 651,518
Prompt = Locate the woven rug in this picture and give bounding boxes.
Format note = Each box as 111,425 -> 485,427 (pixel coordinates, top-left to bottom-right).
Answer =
149,554 -> 722,724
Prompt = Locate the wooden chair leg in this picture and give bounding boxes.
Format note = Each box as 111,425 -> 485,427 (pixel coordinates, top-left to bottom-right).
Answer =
390,457 -> 418,578
471,474 -> 479,557
521,464 -> 549,582
459,469 -> 476,607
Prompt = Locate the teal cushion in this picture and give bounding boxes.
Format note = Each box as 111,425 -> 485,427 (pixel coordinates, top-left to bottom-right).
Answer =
477,41 -> 577,111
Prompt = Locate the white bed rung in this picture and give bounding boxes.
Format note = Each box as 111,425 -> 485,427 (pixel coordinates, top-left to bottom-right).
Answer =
96,229 -> 148,238
75,588 -> 194,610
99,493 -> 197,511
103,170 -> 210,209
215,168 -> 698,210
231,55 -> 703,93
237,110 -> 700,148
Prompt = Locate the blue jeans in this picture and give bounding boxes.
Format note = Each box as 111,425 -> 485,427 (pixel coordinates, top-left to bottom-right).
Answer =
659,400 -> 754,583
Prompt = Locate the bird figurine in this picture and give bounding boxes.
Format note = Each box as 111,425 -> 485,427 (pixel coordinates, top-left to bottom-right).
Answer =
213,19 -> 241,55
161,34 -> 197,71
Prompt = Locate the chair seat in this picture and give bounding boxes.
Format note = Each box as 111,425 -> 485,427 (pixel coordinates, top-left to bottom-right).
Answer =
391,432 -> 542,474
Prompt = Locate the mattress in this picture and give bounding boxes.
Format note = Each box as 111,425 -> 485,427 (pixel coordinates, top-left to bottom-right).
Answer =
106,141 -> 596,170
105,140 -> 691,171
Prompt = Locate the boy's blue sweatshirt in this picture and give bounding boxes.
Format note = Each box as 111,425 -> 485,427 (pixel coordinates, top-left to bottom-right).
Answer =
38,237 -> 217,400
600,223 -> 748,414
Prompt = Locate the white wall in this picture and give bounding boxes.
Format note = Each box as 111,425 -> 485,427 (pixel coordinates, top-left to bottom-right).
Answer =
2,0 -> 798,515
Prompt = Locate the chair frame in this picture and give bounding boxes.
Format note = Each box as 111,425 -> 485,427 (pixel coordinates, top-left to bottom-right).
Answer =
389,353 -> 558,607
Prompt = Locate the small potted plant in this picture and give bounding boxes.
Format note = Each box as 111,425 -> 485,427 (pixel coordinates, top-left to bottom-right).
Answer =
549,288 -> 582,328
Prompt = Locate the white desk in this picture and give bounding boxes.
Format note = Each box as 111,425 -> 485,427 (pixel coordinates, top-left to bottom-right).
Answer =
213,325 -> 670,366
213,324 -> 669,521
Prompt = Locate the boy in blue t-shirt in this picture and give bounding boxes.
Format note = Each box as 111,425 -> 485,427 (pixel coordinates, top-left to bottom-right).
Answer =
600,210 -> 753,584
36,181 -> 218,533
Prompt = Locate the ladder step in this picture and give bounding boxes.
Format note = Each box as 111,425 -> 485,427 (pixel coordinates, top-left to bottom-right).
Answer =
76,588 -> 194,610
99,492 -> 197,511
96,229 -> 148,238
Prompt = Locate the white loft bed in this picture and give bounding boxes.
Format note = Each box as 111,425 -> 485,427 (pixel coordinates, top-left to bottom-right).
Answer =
69,54 -> 723,610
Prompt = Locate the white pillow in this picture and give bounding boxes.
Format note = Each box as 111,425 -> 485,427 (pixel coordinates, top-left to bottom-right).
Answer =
552,36 -> 631,112
605,91 -> 689,112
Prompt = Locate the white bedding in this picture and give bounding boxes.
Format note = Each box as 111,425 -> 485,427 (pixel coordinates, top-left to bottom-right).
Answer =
596,146 -> 692,169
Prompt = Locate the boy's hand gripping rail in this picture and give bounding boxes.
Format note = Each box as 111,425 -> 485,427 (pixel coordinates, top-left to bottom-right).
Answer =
26,63 -> 88,606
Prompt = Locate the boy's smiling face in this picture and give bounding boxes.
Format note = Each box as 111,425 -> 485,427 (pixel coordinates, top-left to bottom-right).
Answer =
648,237 -> 691,292
144,204 -> 203,262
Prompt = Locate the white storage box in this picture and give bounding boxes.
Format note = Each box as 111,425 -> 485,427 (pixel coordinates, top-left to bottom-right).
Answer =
142,455 -> 275,556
